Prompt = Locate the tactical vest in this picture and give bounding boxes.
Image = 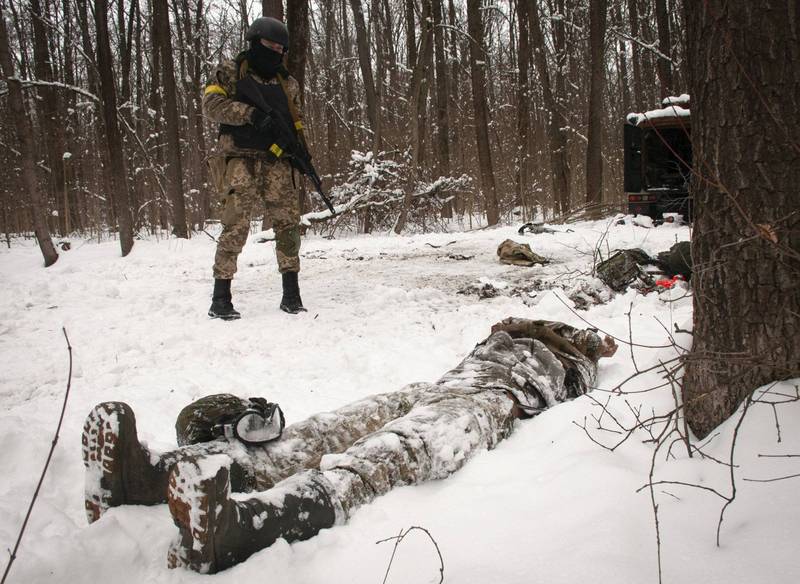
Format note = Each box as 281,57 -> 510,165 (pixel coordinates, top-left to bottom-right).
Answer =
218,67 -> 295,152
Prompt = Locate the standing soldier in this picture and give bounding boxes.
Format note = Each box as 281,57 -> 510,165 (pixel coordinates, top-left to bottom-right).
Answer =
203,17 -> 308,319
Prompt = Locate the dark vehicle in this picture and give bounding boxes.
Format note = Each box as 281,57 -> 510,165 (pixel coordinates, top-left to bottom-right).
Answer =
624,96 -> 692,222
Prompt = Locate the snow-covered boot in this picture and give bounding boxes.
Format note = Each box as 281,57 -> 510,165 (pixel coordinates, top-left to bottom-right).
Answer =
167,458 -> 336,573
82,402 -> 169,523
279,271 -> 307,314
208,278 -> 241,320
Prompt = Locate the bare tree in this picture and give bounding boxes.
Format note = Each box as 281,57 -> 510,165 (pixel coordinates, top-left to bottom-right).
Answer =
466,0 -> 499,225
654,0 -> 672,99
30,0 -> 68,236
0,4 -> 58,266
95,0 -> 135,255
349,0 -> 379,150
529,0 -> 570,215
585,0 -> 607,205
287,0 -> 309,94
432,0 -> 451,178
627,0 -> 644,110
155,0 -> 189,237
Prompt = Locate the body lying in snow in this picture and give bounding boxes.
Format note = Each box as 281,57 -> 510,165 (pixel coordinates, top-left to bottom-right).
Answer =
82,318 -> 617,573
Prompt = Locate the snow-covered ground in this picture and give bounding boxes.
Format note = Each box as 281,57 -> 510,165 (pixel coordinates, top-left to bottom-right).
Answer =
0,219 -> 797,584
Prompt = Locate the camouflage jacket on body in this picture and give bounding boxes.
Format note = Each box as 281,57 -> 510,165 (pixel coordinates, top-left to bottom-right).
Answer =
202,57 -> 304,159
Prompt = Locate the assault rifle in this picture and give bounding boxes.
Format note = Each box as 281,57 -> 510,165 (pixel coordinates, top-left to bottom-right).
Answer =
237,76 -> 335,215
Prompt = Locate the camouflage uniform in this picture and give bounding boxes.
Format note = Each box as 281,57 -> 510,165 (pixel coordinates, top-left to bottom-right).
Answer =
203,59 -> 304,277
81,319 -> 618,572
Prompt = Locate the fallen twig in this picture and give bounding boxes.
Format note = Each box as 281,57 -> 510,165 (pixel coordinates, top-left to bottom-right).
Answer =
1,328 -> 73,584
376,525 -> 444,584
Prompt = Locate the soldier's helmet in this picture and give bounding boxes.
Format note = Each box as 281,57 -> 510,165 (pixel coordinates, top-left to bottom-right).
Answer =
246,17 -> 289,49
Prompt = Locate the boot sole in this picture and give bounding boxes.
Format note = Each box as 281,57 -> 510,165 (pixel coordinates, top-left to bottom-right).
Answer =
167,457 -> 230,573
82,403 -> 125,523
208,311 -> 241,320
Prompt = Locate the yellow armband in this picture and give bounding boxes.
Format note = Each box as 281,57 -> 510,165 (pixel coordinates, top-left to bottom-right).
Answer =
204,84 -> 228,97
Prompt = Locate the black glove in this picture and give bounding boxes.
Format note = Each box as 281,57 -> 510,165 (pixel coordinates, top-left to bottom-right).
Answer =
250,109 -> 275,133
251,109 -> 294,154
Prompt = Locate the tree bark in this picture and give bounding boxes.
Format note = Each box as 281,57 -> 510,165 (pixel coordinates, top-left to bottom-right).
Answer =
585,0 -> 607,205
466,0 -> 499,225
0,5 -> 58,266
261,0 -> 283,19
529,0 -> 570,215
323,0 -> 338,174
348,0 -> 379,150
96,0 -> 135,255
612,2 -> 631,114
286,0 -> 309,95
627,0 -> 644,111
515,0 -> 532,214
394,0 -> 434,234
683,0 -> 800,438
30,0 -> 68,236
654,0 -> 673,99
432,0 -> 451,179
404,0 -> 417,71
155,0 -> 189,238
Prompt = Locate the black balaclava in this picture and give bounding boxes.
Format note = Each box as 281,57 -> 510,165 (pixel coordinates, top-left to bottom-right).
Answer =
247,39 -> 284,79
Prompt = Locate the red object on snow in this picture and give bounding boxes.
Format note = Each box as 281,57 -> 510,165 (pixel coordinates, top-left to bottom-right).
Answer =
655,275 -> 685,289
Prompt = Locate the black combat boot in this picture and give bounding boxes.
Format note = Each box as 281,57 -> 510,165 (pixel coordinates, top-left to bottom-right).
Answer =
279,271 -> 307,314
167,460 -> 336,573
208,278 -> 241,320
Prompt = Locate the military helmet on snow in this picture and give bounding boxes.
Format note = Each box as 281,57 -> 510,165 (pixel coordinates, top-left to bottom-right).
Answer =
175,393 -> 285,446
246,17 -> 289,49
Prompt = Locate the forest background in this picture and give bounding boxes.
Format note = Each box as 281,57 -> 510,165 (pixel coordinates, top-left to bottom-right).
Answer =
0,0 -> 683,246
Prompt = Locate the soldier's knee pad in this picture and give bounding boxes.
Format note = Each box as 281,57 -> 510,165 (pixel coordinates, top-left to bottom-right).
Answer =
275,226 -> 301,258
220,191 -> 245,226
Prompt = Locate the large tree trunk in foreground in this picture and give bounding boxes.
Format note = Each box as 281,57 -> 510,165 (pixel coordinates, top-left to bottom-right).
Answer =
0,6 -> 58,266
683,0 -> 800,439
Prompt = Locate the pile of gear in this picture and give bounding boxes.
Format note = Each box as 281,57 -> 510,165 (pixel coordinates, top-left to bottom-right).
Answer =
596,241 -> 692,293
